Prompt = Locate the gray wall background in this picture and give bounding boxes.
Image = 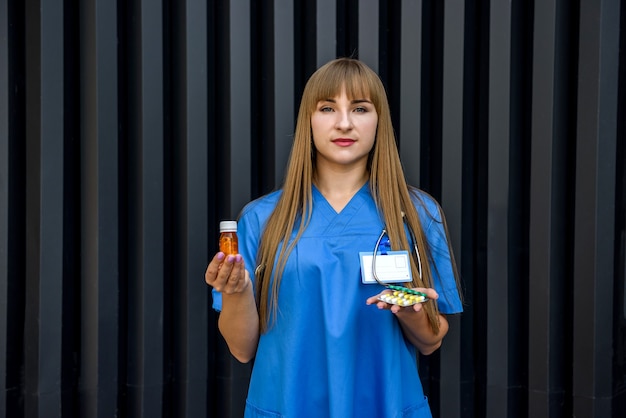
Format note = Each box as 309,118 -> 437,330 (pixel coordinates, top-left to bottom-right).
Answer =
1,0 -> 625,417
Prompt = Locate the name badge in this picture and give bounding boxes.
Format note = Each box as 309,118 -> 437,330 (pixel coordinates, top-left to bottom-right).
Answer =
359,251 -> 412,284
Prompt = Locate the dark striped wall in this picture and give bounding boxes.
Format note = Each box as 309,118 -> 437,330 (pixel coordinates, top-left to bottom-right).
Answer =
1,0 -> 625,417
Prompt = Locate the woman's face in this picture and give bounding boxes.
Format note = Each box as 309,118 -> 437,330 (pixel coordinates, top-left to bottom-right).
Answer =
310,88 -> 378,171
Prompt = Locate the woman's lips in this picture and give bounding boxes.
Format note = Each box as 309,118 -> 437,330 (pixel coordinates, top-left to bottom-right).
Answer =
332,138 -> 356,147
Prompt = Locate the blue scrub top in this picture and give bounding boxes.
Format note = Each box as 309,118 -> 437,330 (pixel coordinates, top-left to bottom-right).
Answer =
213,183 -> 463,418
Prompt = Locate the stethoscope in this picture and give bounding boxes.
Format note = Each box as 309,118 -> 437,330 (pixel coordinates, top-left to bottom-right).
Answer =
371,213 -> 428,302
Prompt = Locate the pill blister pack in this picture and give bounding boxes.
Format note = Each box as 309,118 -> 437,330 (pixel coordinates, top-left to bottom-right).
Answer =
378,285 -> 428,307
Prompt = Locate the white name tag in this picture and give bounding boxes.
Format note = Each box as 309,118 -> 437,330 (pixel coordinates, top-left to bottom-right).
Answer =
359,251 -> 412,284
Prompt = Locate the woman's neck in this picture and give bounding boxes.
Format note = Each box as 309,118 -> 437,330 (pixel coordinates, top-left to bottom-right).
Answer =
313,166 -> 369,212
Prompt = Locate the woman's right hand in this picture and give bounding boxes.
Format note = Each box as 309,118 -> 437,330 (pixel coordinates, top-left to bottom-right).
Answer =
205,252 -> 250,295
206,252 -> 259,363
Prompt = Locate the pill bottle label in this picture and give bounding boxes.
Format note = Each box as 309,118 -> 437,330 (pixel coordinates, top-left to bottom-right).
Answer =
219,232 -> 238,255
219,220 -> 238,255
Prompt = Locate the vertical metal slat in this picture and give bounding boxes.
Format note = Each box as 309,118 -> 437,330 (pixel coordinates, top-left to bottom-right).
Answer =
79,0 -> 120,416
181,0 -> 209,415
399,0 -> 422,186
572,0 -> 620,416
486,1 -> 511,415
439,1 -> 465,416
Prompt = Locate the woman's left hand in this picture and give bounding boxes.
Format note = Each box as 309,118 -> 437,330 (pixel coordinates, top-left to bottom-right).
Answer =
366,287 -> 439,314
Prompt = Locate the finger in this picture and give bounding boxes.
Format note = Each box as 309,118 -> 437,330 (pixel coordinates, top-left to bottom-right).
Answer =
233,269 -> 251,293
365,295 -> 380,305
376,300 -> 391,310
205,252 -> 226,286
390,304 -> 402,314
366,289 -> 392,305
221,255 -> 246,294
411,302 -> 424,313
208,254 -> 238,292
412,287 -> 439,300
425,289 -> 438,300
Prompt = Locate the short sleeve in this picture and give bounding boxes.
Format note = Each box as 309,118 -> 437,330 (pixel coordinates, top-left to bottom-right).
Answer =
211,191 -> 280,312
414,192 -> 463,314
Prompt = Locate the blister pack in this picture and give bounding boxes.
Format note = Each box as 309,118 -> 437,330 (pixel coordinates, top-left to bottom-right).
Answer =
378,285 -> 429,307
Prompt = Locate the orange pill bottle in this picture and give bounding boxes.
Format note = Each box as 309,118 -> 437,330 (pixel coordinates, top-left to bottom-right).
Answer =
219,220 -> 238,255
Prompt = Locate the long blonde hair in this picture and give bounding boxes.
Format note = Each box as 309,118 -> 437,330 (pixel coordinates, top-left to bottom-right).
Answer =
255,58 -> 459,333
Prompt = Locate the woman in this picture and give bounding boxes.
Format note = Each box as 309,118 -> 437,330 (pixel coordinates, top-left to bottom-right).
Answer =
206,58 -> 463,418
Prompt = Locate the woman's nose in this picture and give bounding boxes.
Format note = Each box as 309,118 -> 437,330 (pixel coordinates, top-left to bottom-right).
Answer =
335,110 -> 353,130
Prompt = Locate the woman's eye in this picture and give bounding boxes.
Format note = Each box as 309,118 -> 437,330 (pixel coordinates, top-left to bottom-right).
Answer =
354,107 -> 367,113
320,106 -> 333,112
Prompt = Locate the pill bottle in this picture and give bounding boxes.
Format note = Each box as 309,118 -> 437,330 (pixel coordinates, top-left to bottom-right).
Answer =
219,220 -> 238,255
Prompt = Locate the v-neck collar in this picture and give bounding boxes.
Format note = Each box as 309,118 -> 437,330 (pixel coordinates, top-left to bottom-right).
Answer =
312,182 -> 369,219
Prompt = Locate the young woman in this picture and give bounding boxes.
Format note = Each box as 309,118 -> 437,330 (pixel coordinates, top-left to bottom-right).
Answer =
206,58 -> 463,418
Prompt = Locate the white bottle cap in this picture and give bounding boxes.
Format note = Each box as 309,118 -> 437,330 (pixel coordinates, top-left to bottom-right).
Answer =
219,220 -> 237,232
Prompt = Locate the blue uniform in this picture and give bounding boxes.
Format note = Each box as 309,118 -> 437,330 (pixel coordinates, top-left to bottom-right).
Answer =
213,183 -> 463,418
